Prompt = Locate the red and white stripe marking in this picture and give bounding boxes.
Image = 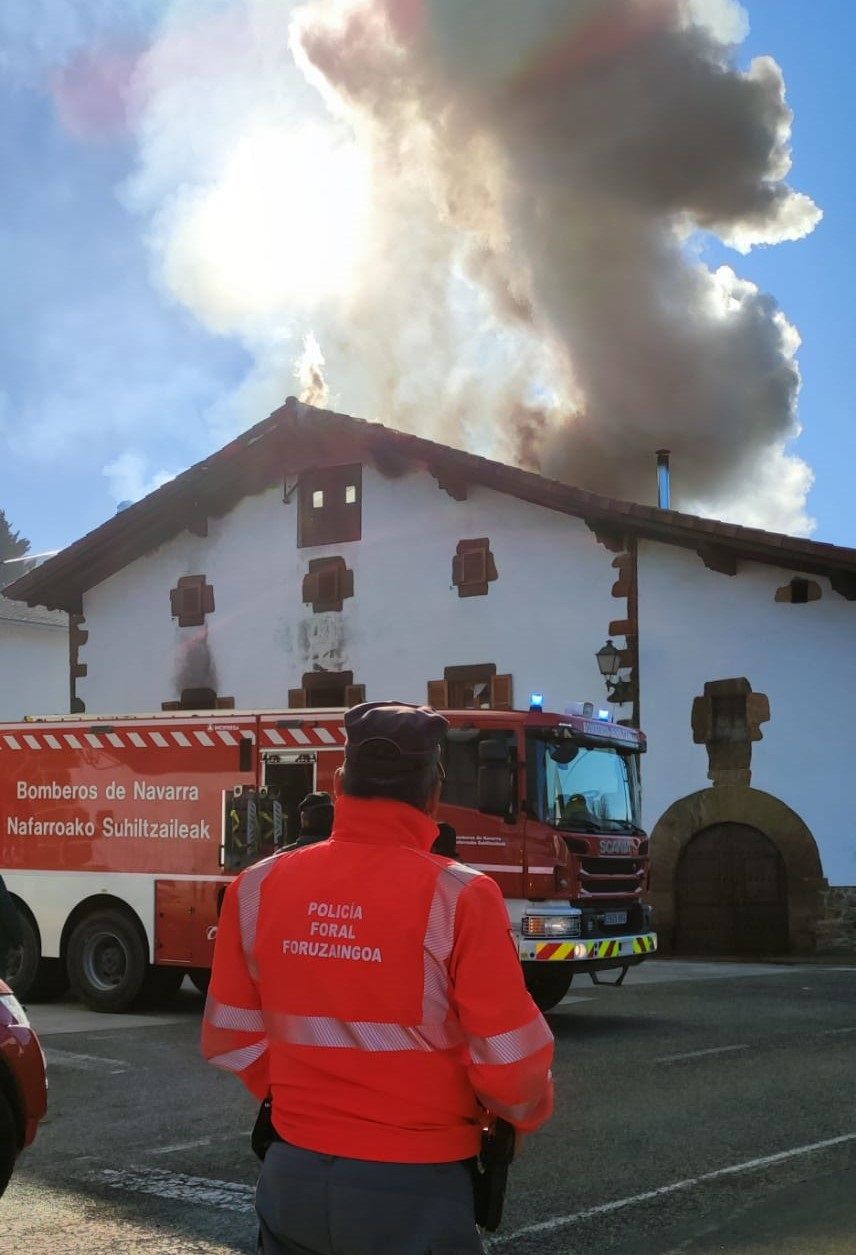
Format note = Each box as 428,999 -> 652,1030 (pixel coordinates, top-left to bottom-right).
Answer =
260,724 -> 345,749
0,723 -> 345,751
0,727 -> 257,751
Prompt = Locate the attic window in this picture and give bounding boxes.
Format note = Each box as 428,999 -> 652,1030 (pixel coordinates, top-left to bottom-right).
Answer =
302,557 -> 354,613
775,577 -> 821,604
452,539 -> 498,597
298,464 -> 362,548
170,575 -> 215,628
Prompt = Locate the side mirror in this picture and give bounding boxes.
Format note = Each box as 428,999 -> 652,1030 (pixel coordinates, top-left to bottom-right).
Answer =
477,739 -> 513,817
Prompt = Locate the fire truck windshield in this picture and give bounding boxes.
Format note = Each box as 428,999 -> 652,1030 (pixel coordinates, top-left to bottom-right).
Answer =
528,733 -> 642,832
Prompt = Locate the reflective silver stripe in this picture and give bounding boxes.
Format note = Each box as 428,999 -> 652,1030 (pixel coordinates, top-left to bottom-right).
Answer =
204,996 -> 266,1033
237,856 -> 278,980
270,1014 -> 463,1052
469,1013 -> 553,1066
209,1039 -> 269,1074
422,862 -> 481,1024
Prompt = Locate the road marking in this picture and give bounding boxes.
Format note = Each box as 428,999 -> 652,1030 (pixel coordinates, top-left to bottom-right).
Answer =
145,1132 -> 253,1155
146,1138 -> 213,1155
95,1167 -> 255,1212
486,1130 -> 856,1248
654,1044 -> 749,1064
44,1048 -> 129,1074
820,1026 -> 856,1036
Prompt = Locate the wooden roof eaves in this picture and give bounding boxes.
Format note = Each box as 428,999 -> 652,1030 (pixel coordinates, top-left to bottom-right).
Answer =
7,397 -> 856,610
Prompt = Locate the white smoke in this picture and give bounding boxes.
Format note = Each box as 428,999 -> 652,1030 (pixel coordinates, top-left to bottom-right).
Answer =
103,451 -> 175,504
124,0 -> 821,531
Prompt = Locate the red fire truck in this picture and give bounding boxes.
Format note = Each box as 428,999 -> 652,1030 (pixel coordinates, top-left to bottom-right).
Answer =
0,704 -> 655,1013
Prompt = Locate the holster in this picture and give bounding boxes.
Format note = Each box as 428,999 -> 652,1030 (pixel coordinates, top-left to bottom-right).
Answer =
471,1119 -> 516,1232
251,1096 -> 281,1162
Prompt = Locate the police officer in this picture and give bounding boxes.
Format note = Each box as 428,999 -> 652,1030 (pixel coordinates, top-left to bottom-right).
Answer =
285,792 -> 334,851
203,702 -> 554,1255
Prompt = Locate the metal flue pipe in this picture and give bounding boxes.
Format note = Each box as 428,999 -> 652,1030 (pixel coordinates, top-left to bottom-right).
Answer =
656,450 -> 671,510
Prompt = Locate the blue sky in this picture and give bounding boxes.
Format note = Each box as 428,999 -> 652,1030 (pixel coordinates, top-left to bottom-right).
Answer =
710,1 -> 856,548
2,1 -> 854,555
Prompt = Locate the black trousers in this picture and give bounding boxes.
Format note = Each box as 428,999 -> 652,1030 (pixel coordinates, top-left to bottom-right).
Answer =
256,1140 -> 484,1255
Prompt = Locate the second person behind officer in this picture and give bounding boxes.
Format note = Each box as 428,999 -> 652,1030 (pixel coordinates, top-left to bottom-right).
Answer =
286,791 -> 334,850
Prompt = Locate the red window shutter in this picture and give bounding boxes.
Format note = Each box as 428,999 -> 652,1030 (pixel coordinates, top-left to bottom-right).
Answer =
304,557 -> 353,612
490,674 -> 513,711
288,688 -> 307,708
180,687 -> 217,709
170,574 -> 213,627
427,680 -> 450,708
453,539 -> 495,598
461,548 -> 487,584
181,582 -> 203,622
344,684 -> 366,706
316,566 -> 341,608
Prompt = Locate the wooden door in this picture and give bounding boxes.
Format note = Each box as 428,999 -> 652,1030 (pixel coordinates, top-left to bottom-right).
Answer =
674,822 -> 788,956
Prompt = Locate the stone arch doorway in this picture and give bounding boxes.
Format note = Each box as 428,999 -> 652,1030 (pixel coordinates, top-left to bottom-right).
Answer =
649,787 -> 826,956
674,822 -> 788,955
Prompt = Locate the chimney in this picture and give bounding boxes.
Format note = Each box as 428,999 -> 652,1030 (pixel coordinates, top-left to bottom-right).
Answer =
656,450 -> 671,510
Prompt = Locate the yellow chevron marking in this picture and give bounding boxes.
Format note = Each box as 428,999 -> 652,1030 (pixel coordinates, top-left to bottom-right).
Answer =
533,934 -> 657,961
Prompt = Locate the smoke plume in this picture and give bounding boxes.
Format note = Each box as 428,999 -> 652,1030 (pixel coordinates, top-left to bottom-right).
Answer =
127,0 -> 821,531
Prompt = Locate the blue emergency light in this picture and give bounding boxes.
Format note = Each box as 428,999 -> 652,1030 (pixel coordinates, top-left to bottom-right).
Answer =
529,692 -> 544,712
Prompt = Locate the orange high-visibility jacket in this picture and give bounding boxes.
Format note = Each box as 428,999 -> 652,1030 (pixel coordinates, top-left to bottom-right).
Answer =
202,795 -> 554,1163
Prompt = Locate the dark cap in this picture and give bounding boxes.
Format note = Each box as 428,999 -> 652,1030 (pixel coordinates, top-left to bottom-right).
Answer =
344,702 -> 448,777
294,793 -> 331,833
298,791 -> 332,817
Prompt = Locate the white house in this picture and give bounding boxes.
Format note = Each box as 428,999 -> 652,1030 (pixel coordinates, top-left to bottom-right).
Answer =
7,398 -> 856,956
0,596 -> 68,721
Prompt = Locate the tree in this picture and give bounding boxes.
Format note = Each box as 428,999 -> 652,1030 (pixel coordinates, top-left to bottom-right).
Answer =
0,510 -> 30,589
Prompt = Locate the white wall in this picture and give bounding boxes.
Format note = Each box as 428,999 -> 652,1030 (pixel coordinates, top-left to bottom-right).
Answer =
79,464 -> 619,723
0,621 -> 68,720
637,540 -> 856,886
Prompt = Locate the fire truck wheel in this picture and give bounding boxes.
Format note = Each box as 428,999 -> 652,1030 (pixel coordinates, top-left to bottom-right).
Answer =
5,912 -> 67,1001
67,910 -> 148,1012
188,968 -> 210,995
0,1092 -> 15,1199
523,963 -> 573,1012
5,911 -> 40,1001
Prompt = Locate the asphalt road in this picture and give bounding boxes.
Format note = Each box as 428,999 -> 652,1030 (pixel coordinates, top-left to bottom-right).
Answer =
3,959 -> 856,1254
